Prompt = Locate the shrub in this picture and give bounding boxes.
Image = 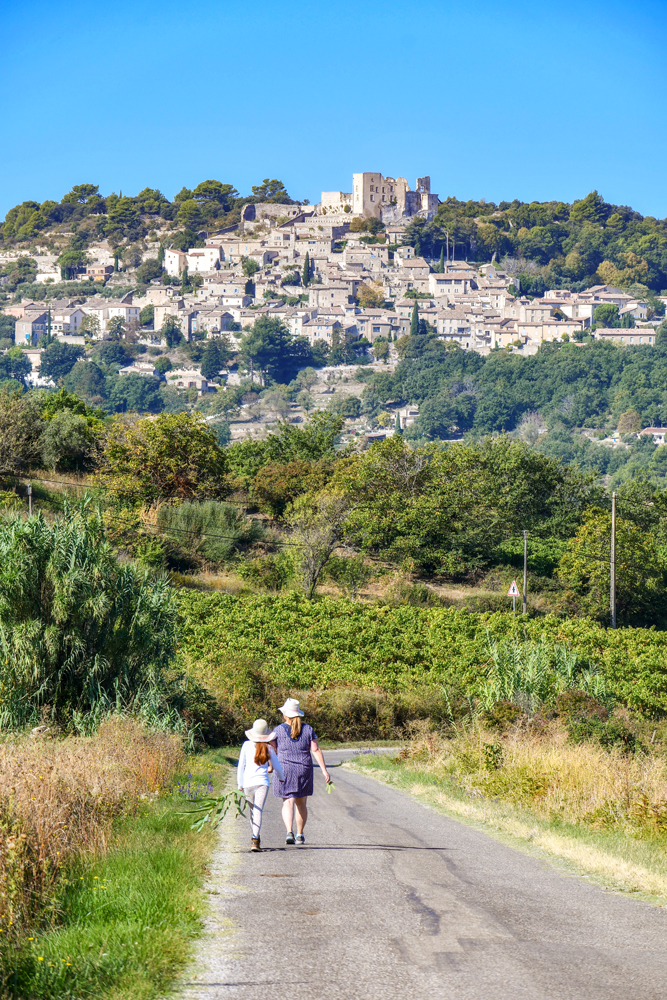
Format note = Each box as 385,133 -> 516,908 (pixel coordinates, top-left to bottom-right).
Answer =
157,500 -> 265,569
238,553 -> 292,591
0,501 -> 178,728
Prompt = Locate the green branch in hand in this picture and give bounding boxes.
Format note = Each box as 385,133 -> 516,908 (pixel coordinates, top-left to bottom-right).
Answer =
181,789 -> 251,832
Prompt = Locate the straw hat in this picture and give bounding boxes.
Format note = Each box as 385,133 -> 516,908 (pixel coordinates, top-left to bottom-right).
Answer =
278,698 -> 304,718
245,719 -> 274,742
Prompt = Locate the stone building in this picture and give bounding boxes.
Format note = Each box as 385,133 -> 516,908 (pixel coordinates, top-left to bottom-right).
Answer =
321,172 -> 439,222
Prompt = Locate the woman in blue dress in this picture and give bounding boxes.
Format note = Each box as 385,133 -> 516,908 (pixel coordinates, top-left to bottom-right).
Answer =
272,698 -> 331,845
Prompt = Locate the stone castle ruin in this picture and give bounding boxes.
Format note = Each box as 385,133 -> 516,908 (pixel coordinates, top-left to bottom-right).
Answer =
320,172 -> 439,222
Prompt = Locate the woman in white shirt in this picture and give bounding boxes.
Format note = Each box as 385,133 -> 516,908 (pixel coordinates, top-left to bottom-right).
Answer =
237,719 -> 284,852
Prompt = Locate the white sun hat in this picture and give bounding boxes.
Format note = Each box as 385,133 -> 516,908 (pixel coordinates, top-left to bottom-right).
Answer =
278,698 -> 305,718
245,719 -> 274,742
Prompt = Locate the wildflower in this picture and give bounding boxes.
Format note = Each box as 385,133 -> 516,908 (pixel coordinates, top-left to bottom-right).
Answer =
38,957 -> 44,962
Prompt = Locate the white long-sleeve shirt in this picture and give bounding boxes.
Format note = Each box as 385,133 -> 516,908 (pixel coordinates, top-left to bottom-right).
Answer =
237,741 -> 284,789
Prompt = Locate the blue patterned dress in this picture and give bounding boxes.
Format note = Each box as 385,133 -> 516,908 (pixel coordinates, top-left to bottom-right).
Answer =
272,722 -> 317,799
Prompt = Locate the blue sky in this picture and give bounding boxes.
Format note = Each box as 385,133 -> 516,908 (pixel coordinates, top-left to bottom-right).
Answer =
1,0 -> 666,220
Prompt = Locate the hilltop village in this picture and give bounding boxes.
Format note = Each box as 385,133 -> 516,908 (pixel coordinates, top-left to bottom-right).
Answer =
0,171 -> 663,444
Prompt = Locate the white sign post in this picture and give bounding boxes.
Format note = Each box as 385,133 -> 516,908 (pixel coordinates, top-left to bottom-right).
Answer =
507,579 -> 520,614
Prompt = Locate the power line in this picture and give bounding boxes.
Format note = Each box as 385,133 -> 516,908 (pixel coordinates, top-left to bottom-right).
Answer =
3,473 -> 665,569
6,473 -> 249,506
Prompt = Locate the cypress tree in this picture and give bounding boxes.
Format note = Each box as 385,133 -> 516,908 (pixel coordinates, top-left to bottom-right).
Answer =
438,246 -> 445,272
302,252 -> 310,287
200,339 -> 222,382
410,301 -> 420,337
394,412 -> 402,435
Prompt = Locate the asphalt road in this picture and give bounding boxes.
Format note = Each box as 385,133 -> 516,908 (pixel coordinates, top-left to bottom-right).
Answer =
181,749 -> 667,1000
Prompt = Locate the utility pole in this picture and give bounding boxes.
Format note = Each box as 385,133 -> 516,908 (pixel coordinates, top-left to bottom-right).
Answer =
522,530 -> 528,615
27,483 -> 33,517
610,492 -> 617,629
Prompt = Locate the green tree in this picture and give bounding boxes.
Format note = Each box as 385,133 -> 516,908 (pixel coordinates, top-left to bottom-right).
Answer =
238,315 -> 299,384
40,386 -> 105,426
161,316 -> 183,348
297,389 -> 315,412
106,196 -> 141,237
294,367 -> 319,392
0,313 -> 16,343
41,409 -> 97,471
1,257 -> 37,290
0,502 -> 178,727
135,187 -> 169,215
63,360 -> 107,403
251,179 -> 293,204
373,339 -> 390,362
410,301 -> 420,338
135,258 -> 163,284
57,249 -> 88,280
140,304 -> 155,328
40,342 -> 85,381
286,490 -> 352,597
333,436 -> 597,576
61,183 -> 100,205
100,412 -> 228,502
0,346 -> 32,383
192,180 -> 239,212
226,411 -> 344,485
107,316 -> 126,340
98,341 -> 132,367
200,339 -> 224,382
107,374 -> 163,413
302,252 -> 311,287
242,257 -> 260,278
325,552 -> 373,599
594,303 -> 620,328
569,191 -> 608,225
79,313 -> 101,339
329,394 -> 361,419
0,385 -> 43,472
177,199 -> 203,231
558,508 -> 666,626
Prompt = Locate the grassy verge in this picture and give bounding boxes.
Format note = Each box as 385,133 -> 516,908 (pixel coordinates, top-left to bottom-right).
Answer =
348,752 -> 667,907
0,750 -> 227,1000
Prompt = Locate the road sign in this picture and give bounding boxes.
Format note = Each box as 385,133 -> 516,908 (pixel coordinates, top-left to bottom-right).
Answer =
507,580 -> 520,597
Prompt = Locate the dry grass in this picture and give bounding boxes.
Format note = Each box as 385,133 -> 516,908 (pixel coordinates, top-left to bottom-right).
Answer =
398,723 -> 667,835
0,718 -> 184,936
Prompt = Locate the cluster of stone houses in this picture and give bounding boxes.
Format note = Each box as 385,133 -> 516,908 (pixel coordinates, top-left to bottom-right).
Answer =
5,170 -> 658,360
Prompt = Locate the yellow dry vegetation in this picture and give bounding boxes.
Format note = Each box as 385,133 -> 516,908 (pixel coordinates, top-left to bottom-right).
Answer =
0,718 -> 184,935
351,725 -> 667,900
398,726 -> 667,832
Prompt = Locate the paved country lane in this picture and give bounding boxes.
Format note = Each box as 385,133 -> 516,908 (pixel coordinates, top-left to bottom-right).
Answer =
180,749 -> 667,1000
